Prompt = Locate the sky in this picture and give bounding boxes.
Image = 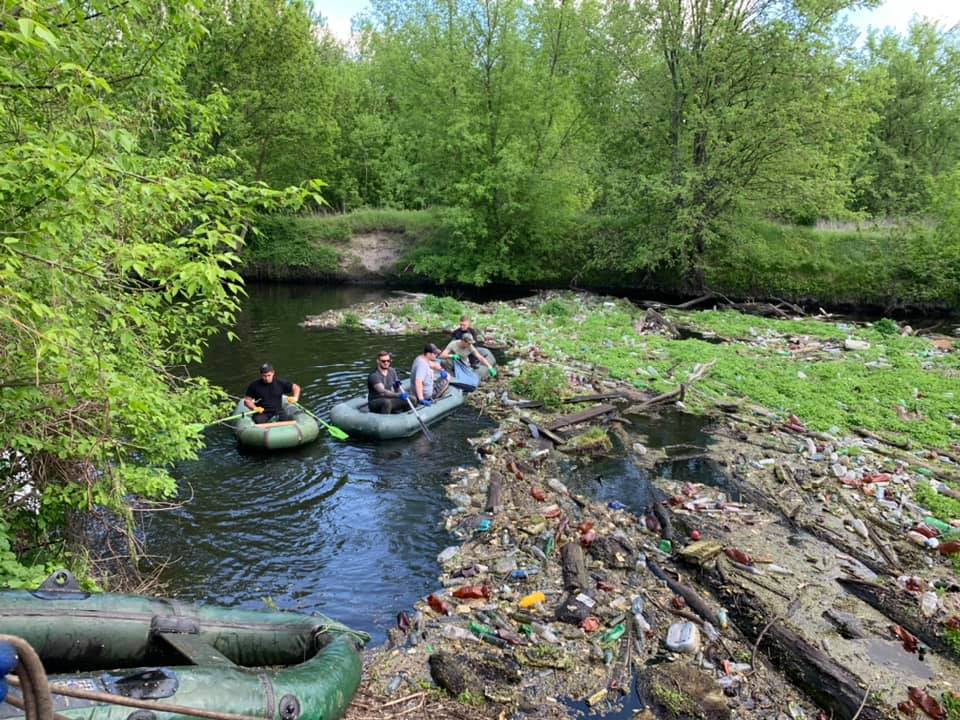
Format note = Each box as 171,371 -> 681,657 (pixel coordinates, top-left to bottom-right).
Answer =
315,0 -> 960,44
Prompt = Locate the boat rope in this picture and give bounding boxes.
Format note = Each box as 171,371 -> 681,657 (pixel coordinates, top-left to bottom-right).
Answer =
314,623 -> 370,646
1,634 -> 54,720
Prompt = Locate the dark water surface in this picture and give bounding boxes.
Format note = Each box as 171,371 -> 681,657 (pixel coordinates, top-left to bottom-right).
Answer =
147,284 -> 495,644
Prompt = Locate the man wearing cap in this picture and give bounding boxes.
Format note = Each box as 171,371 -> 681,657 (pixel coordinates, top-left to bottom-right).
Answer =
441,333 -> 497,377
243,363 -> 301,424
410,344 -> 449,407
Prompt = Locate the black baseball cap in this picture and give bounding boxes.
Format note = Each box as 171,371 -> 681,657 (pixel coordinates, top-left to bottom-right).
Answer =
260,363 -> 274,373
424,343 -> 440,354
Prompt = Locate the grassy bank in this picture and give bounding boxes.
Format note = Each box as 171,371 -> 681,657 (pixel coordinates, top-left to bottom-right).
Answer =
245,209 -> 959,312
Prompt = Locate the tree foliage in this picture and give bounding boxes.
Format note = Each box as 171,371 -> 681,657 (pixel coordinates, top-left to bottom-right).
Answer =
0,0 -> 312,585
852,21 -> 960,216
591,0 -> 872,286
359,0 -> 602,284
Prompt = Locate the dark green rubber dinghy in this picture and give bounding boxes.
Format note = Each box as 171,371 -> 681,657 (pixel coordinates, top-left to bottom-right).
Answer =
0,570 -> 367,720
230,400 -> 320,450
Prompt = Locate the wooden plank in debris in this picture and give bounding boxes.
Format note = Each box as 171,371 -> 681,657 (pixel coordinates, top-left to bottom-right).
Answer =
543,404 -> 617,432
563,392 -> 625,404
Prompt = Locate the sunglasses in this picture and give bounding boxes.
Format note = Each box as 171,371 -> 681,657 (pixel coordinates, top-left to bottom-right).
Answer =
378,358 -> 391,364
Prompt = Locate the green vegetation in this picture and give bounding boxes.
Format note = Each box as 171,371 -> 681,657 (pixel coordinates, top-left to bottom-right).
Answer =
565,427 -> 613,454
0,0 -> 313,586
5,0 -> 960,587
914,483 -> 960,522
244,217 -> 342,278
941,688 -> 960,720
364,292 -> 960,448
651,682 -> 698,717
512,365 -> 571,409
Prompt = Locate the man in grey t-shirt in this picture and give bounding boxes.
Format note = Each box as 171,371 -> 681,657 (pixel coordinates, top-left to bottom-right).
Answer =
410,343 -> 448,406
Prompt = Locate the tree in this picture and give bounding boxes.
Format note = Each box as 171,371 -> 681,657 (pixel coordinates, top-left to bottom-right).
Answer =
0,0 -> 312,585
184,0 -> 347,193
359,0 -> 602,284
851,21 -> 960,216
596,0 -> 872,287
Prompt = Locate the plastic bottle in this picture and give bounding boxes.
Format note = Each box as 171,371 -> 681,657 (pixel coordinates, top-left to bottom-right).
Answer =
531,622 -> 559,644
427,594 -> 452,615
608,501 -> 628,511
441,624 -> 479,642
939,540 -> 960,556
510,568 -> 539,580
600,623 -> 626,645
452,585 -> 490,599
547,478 -> 569,495
924,516 -> 951,534
658,539 -> 673,554
717,608 -> 729,630
702,622 -> 720,642
920,591 -> 939,618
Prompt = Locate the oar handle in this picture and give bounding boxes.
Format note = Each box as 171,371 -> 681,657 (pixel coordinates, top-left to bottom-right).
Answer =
404,395 -> 435,442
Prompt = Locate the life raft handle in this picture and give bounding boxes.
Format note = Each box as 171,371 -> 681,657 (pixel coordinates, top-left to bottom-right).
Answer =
32,570 -> 88,600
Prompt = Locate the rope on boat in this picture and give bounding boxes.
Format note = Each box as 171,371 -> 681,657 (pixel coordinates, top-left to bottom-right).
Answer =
0,634 -> 54,720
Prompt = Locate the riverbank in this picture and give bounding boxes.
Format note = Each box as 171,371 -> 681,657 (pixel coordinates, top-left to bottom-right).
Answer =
249,211 -> 960,315
312,291 -> 960,720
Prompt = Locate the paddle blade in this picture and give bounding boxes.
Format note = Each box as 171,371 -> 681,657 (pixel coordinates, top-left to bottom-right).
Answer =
327,425 -> 349,441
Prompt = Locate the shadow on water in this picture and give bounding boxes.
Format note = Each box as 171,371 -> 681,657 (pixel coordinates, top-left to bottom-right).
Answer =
146,285 -> 495,645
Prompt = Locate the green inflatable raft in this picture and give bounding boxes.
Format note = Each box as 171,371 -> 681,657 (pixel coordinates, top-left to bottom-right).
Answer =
0,570 -> 367,720
330,384 -> 464,440
230,399 -> 320,449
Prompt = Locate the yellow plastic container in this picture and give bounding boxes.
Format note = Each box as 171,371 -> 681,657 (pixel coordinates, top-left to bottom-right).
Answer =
519,591 -> 546,608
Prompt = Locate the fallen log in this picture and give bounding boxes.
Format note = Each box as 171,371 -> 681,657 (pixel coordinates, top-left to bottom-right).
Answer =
706,564 -> 885,720
725,467 -> 897,578
645,558 -> 719,627
837,577 -> 960,661
543,404 -> 617,432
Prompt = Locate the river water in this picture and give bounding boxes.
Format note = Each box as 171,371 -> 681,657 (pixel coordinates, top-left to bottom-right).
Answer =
147,283 -> 720,648
148,284 -> 496,642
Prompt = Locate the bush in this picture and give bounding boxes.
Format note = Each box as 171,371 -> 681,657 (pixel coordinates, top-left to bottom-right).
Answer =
873,318 -> 899,336
511,364 -> 570,409
421,295 -> 465,318
540,298 -> 574,318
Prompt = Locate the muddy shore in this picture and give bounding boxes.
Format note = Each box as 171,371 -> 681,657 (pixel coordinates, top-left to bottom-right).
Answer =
315,291 -> 960,720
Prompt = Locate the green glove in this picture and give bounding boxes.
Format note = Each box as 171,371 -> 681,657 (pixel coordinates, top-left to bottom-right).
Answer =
451,353 -> 461,361
488,367 -> 497,378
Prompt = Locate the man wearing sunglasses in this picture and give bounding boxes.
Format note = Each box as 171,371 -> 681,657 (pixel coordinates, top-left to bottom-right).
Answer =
367,351 -> 408,414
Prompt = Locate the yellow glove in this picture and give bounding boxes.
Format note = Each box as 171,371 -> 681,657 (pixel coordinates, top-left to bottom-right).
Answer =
287,396 -> 297,403
254,406 -> 265,414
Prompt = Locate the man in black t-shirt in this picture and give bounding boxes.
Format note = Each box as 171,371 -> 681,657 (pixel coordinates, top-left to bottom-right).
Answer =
367,351 -> 407,414
244,363 -> 301,424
